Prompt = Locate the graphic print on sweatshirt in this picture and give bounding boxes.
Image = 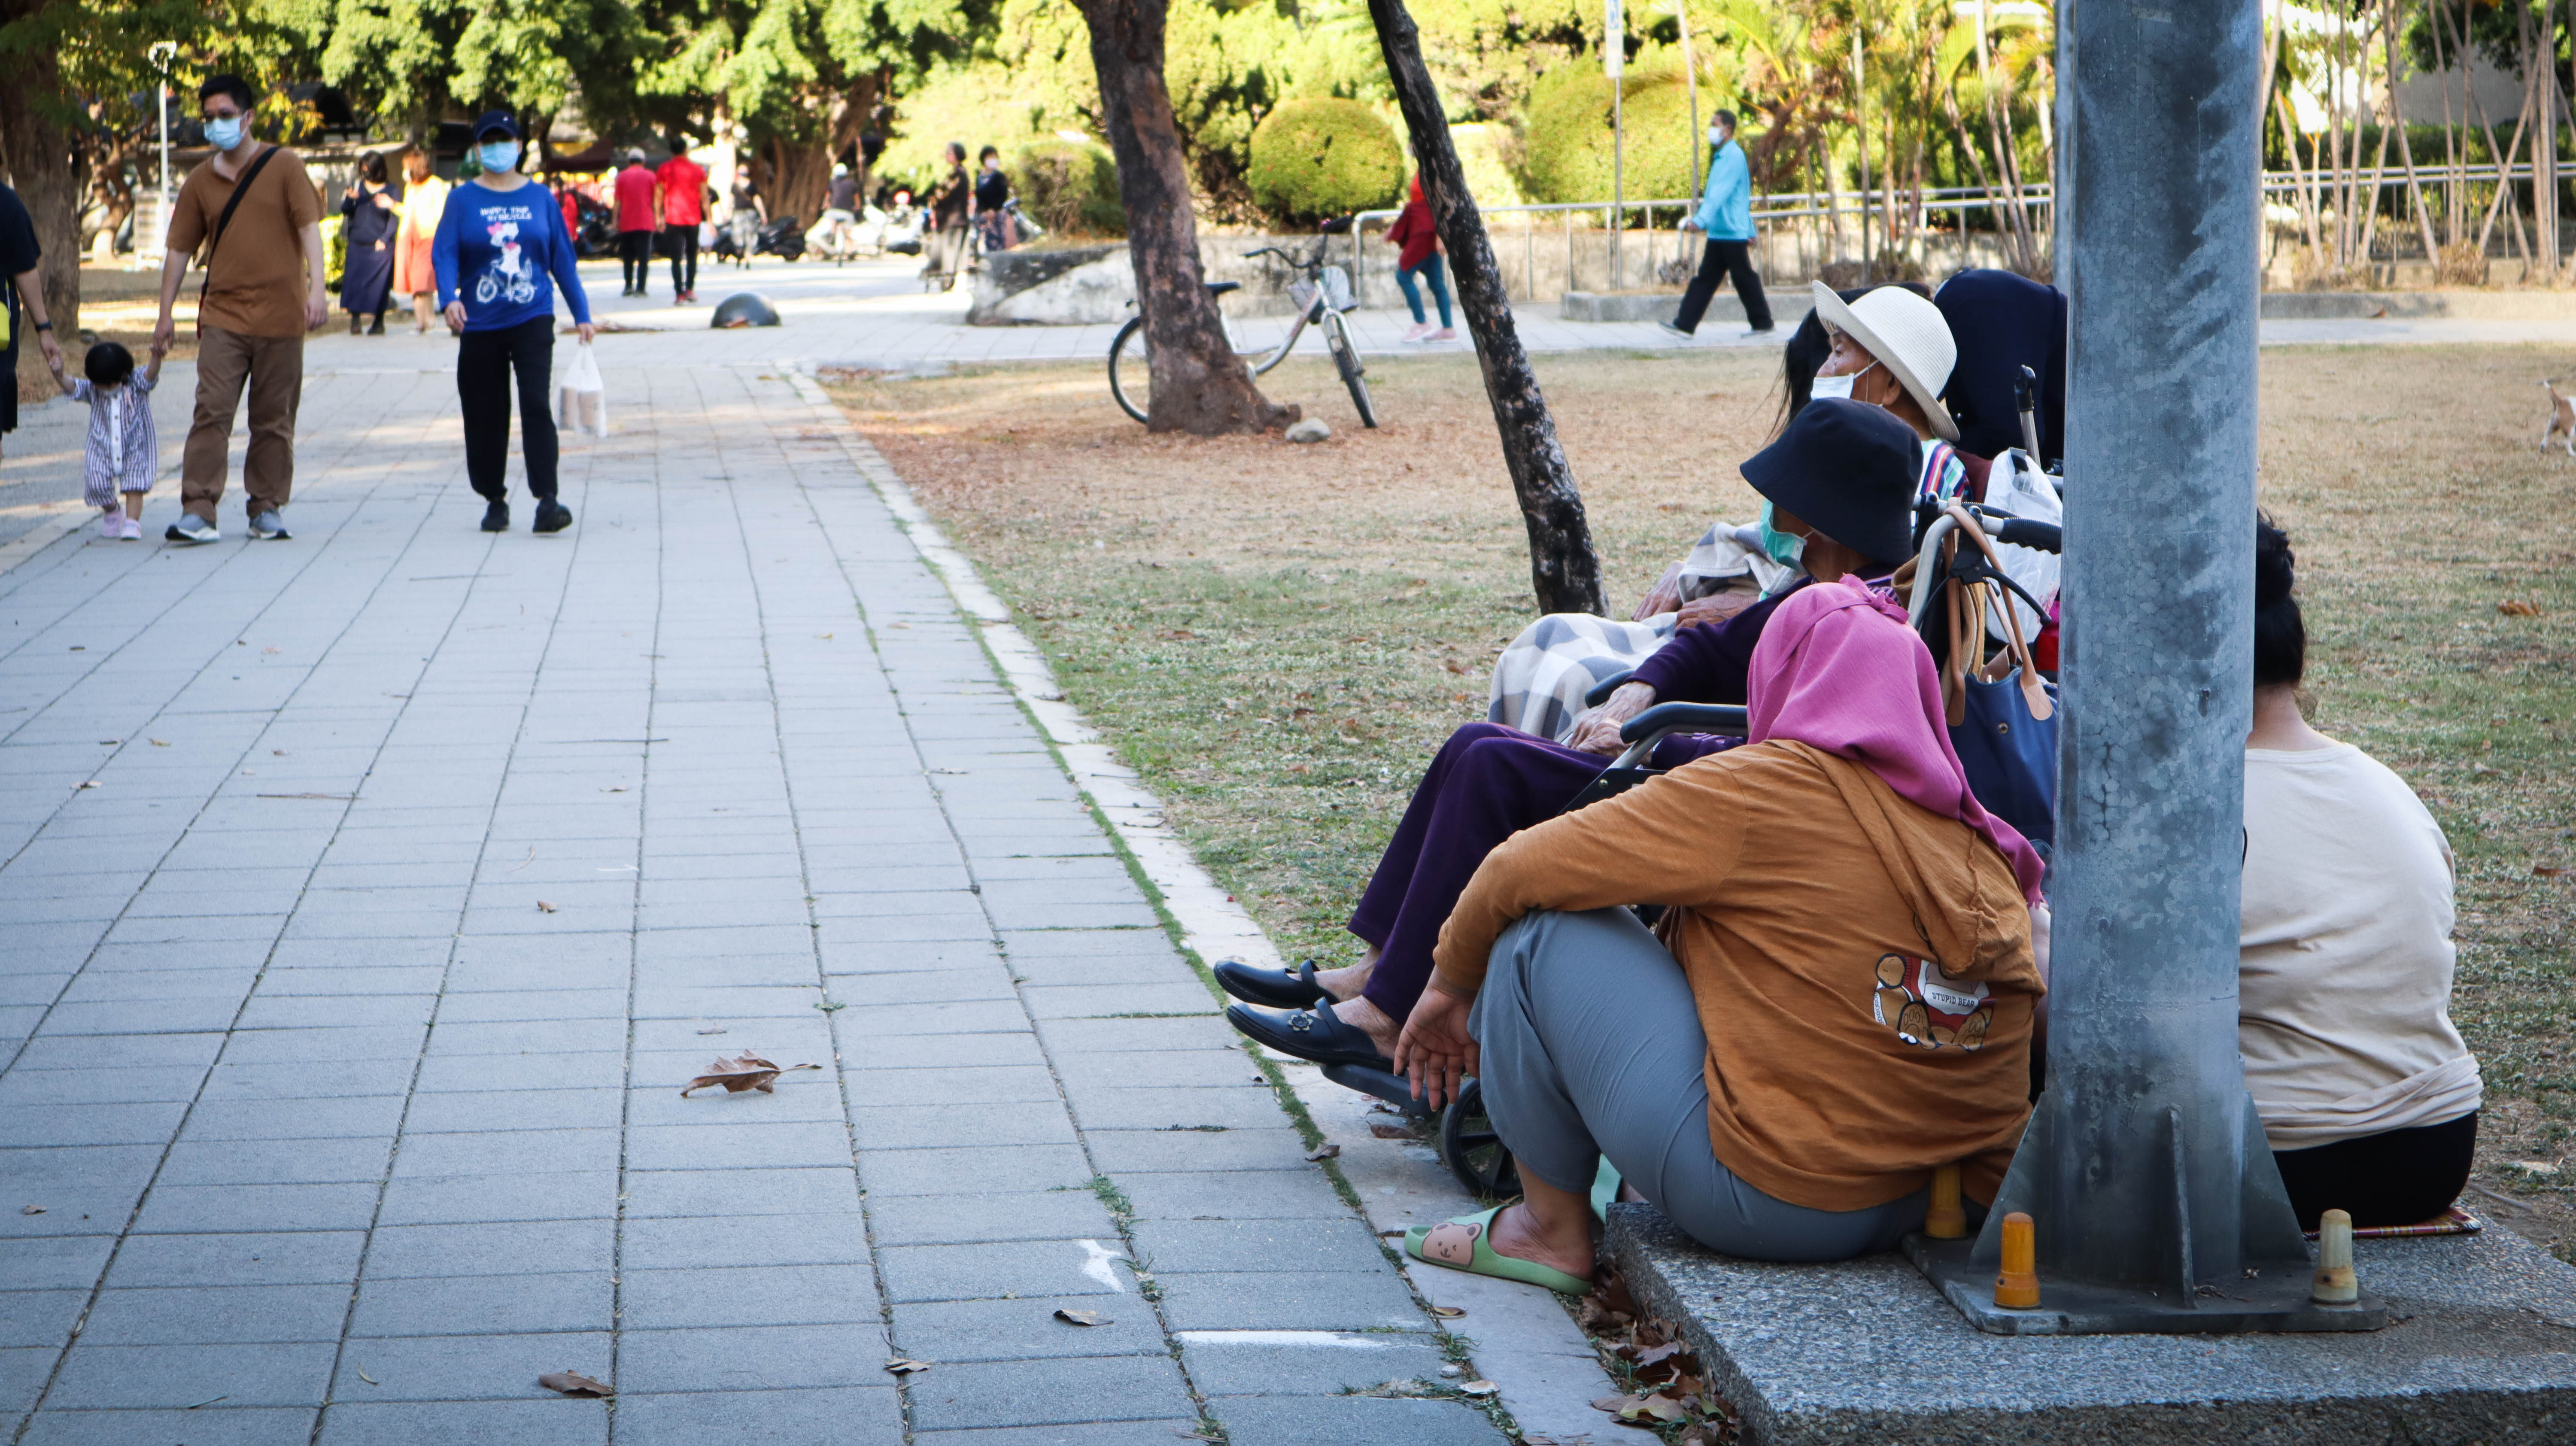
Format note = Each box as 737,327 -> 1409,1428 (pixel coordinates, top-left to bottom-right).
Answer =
1871,953 -> 1993,1051
474,211 -> 541,307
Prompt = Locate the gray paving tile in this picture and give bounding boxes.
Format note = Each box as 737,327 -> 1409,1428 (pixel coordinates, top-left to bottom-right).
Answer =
361,1221 -> 614,1280
611,1386 -> 904,1446
910,1423 -> 1200,1446
131,1182 -> 383,1234
0,1235 -> 114,1291
876,1239 -> 1134,1305
890,1293 -> 1169,1363
1129,1218 -> 1395,1276
617,1212 -> 871,1270
1066,1086 -> 1291,1133
181,1095 -> 407,1140
1177,1331 -> 1451,1397
1212,1394 -> 1506,1446
858,1145 -> 1093,1198
620,1264 -> 880,1329
328,1331 -> 614,1401
349,1270 -> 612,1337
104,1231 -> 367,1288
612,1323 -> 888,1393
46,1340 -> 337,1409
1153,1268 -> 1428,1332
1115,1169 -> 1355,1221
79,1284 -> 352,1345
374,1170 -> 617,1226
17,1406 -> 318,1446
0,1289 -> 85,1348
904,1355 -> 1194,1432
623,1121 -> 854,1172
621,1167 -> 861,1219
1081,1127 -> 1315,1175
848,1103 -> 1078,1151
390,1129 -> 620,1177
158,1136 -> 394,1187
315,1397 -> 607,1445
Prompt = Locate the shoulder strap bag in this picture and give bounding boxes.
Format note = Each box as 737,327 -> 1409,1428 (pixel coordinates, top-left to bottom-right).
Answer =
195,143 -> 283,334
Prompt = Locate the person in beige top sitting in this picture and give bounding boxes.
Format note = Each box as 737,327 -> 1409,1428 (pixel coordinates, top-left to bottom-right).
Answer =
2242,514 -> 2480,1229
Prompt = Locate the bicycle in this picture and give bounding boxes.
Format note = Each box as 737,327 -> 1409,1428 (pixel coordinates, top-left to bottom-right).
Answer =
1108,242 -> 1377,428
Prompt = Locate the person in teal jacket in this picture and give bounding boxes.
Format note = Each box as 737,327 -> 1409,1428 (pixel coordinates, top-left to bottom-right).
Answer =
1663,111 -> 1774,338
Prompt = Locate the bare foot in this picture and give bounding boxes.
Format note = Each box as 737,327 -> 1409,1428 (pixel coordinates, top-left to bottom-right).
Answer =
1326,995 -> 1401,1058
1485,1200 -> 1596,1282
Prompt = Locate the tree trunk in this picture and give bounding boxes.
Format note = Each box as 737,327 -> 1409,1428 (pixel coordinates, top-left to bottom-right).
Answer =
1072,0 -> 1294,436
0,29 -> 83,386
1363,0 -> 1608,617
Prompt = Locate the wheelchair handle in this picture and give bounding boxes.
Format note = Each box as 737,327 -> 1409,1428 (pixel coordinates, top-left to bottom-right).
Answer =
1618,702 -> 1749,745
1583,670 -> 1637,708
1993,517 -> 2061,553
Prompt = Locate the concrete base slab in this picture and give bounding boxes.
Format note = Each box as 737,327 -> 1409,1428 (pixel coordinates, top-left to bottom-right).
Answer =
1607,1203 -> 2576,1445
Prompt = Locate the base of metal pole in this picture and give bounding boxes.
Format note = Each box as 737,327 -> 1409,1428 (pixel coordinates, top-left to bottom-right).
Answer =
1910,1090 -> 2391,1335
1906,1235 -> 2388,1336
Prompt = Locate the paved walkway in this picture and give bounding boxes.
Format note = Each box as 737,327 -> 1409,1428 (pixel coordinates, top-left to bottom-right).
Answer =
0,355 -> 1516,1444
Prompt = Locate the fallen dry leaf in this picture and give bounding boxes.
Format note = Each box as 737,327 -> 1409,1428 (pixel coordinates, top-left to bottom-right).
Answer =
1457,1379 -> 1499,1397
884,1358 -> 933,1375
1426,1304 -> 1466,1318
537,1371 -> 611,1397
1617,1394 -> 1691,1426
1367,1122 -> 1415,1140
20,1204 -> 44,1215
681,1054 -> 823,1097
1054,1308 -> 1111,1327
1593,1394 -> 1641,1413
2500,598 -> 2543,617
2537,866 -> 2567,879
1305,1143 -> 1341,1161
535,900 -> 558,913
149,738 -> 170,746
354,1365 -> 377,1385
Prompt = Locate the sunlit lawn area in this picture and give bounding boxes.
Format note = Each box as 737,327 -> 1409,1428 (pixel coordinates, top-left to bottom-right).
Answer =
829,340 -> 2575,1246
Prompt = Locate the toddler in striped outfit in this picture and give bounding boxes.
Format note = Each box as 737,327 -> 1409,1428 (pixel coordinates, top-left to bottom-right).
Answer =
47,337 -> 166,541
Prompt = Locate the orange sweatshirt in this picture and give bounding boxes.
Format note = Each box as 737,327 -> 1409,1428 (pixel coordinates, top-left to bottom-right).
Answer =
1432,740 -> 2041,1210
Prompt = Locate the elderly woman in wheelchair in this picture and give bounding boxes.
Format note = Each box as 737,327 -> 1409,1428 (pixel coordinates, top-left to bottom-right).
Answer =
1391,578 -> 2048,1286
1219,400 -> 1925,1078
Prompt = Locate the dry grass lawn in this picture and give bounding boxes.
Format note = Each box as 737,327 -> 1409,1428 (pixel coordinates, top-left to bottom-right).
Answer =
830,342 -> 2576,1247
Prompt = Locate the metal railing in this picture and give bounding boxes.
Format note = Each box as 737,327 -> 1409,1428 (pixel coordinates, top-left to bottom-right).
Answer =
1346,161 -> 2548,300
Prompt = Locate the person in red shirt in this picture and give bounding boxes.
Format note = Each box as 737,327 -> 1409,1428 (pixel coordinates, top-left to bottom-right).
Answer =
611,151 -> 657,297
655,137 -> 711,302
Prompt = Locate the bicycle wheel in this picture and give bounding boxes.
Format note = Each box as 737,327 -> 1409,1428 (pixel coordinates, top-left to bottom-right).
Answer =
1438,1078 -> 1520,1201
1108,315 -> 1151,425
1324,311 -> 1379,429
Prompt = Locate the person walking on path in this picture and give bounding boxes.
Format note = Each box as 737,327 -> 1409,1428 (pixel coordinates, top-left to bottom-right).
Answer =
392,148 -> 451,334
340,151 -> 399,335
656,137 -> 710,303
923,142 -> 971,289
1,180 -> 65,465
613,150 -> 656,297
973,146 -> 1014,254
45,336 -> 167,540
1386,175 -> 1454,343
1662,111 -> 1773,340
151,72 -> 328,545
434,110 -> 593,536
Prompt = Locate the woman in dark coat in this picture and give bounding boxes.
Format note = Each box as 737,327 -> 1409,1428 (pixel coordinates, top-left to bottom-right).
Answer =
340,151 -> 399,334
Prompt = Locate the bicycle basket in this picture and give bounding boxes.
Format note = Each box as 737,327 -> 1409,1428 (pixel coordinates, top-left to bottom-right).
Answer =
1321,266 -> 1355,311
1288,279 -> 1320,314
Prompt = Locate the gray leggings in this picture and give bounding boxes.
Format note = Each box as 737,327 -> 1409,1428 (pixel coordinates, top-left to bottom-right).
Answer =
1470,908 -> 1930,1262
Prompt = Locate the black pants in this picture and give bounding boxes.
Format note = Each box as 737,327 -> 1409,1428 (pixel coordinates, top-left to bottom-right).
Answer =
618,231 -> 653,292
457,316 -> 558,503
1672,237 -> 1773,333
665,226 -> 699,294
2272,1111 -> 2478,1231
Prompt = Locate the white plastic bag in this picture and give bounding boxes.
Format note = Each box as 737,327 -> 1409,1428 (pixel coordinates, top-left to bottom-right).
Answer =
1981,449 -> 2062,643
699,220 -> 717,248
557,340 -> 608,437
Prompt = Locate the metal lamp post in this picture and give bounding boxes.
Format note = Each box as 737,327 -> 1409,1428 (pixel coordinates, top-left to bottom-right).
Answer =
149,42 -> 176,268
1906,0 -> 2388,1334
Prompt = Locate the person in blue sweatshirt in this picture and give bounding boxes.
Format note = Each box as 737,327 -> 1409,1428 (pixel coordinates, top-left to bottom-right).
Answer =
1662,111 -> 1774,340
434,109 -> 594,534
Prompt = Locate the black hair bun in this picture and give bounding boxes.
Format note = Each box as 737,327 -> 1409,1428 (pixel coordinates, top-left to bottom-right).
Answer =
2254,512 -> 2295,608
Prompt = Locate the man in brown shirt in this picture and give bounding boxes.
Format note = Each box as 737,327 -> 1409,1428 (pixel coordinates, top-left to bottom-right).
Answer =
150,73 -> 327,544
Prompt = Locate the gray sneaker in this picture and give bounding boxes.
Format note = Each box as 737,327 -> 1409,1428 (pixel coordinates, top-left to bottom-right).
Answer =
1657,321 -> 1694,340
250,510 -> 290,540
165,516 -> 219,545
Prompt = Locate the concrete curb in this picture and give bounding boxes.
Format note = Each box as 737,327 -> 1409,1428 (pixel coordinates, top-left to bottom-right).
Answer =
0,503 -> 94,580
781,362 -> 1288,980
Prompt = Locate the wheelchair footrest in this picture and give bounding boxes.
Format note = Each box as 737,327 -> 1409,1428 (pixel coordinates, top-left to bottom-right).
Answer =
1321,1061 -> 1439,1118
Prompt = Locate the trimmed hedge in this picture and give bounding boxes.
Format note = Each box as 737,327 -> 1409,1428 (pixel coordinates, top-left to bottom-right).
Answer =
1009,141 -> 1126,238
1246,97 -> 1406,226
1517,62 -> 1705,206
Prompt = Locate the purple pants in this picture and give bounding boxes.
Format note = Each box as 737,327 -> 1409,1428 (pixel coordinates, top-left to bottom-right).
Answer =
1348,723 -> 1737,1022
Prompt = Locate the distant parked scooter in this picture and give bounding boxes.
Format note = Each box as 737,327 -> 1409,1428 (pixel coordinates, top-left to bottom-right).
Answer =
753,215 -> 806,262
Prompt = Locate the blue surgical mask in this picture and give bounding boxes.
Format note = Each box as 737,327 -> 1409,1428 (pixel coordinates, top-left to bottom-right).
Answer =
204,115 -> 246,151
1758,501 -> 1808,568
477,141 -> 520,174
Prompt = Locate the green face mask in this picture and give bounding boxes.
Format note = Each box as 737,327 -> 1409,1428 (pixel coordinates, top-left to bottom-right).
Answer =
1758,501 -> 1807,568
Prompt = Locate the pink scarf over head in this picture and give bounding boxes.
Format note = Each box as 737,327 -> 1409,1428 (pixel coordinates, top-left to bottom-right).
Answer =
1745,577 -> 2047,902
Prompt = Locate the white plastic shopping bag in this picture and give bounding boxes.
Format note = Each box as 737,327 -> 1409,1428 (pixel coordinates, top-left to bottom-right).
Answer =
557,340 -> 609,437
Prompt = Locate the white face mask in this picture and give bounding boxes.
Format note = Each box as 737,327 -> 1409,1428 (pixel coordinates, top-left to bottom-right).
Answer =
204,115 -> 247,151
1809,360 -> 1877,401
1706,127 -> 1727,147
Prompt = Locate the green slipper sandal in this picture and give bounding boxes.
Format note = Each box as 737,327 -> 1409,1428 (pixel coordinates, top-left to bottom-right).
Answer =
1404,1205 -> 1592,1295
1590,1158 -> 1624,1223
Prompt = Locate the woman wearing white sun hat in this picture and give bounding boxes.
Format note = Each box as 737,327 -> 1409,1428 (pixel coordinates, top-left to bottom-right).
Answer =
1804,279 -> 1972,505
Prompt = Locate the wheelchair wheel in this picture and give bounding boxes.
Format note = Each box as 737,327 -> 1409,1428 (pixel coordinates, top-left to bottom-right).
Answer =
1438,1078 -> 1520,1200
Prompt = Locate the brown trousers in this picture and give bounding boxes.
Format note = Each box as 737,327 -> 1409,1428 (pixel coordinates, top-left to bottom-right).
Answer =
182,326 -> 303,522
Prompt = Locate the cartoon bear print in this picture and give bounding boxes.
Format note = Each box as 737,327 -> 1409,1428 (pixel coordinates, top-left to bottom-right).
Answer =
1870,952 -> 1996,1051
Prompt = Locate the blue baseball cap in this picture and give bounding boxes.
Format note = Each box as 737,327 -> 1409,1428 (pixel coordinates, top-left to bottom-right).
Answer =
471,110 -> 521,142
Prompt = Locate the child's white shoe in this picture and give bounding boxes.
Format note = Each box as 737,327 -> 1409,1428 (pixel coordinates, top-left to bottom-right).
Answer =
118,517 -> 143,541
99,510 -> 121,539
